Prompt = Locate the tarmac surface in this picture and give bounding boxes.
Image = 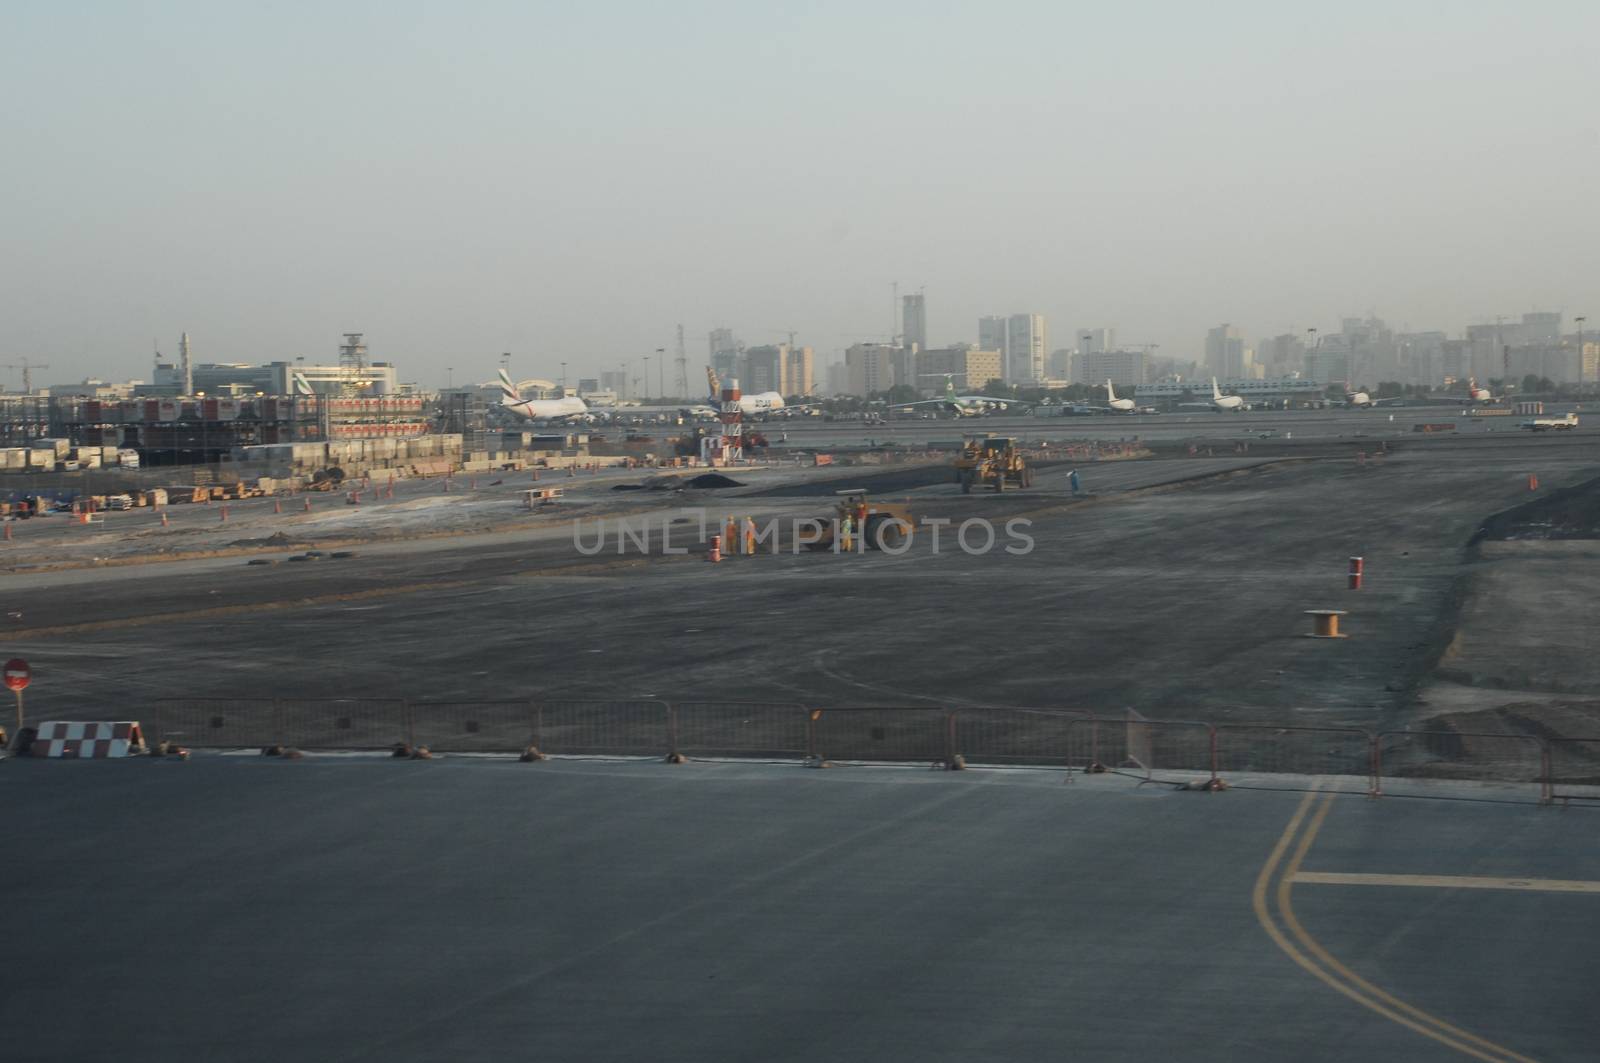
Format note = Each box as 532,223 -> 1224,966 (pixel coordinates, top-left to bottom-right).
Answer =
3,756 -> 1596,1062
4,409 -> 1598,726
7,408 -> 1600,1061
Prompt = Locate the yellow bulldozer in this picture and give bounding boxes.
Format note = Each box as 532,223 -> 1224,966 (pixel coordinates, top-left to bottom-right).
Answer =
954,436 -> 1032,493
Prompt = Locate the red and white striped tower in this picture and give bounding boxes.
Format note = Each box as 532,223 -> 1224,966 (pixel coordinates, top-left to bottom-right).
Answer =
714,377 -> 744,465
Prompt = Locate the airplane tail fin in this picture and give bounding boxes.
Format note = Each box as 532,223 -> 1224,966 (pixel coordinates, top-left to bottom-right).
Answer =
945,375 -> 957,399
497,368 -> 521,403
707,366 -> 722,402
292,371 -> 314,396
1106,379 -> 1117,402
1212,377 -> 1223,400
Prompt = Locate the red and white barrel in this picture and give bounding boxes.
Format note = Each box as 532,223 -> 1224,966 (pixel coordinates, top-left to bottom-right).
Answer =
1348,556 -> 1364,590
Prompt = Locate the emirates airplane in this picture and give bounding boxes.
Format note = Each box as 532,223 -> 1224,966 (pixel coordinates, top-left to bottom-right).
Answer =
497,369 -> 590,420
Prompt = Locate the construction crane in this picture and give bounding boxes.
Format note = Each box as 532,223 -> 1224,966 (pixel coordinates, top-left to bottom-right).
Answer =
767,329 -> 799,348
2,357 -> 49,395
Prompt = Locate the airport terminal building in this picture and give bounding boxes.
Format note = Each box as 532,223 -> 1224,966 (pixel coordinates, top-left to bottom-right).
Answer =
1135,378 -> 1327,406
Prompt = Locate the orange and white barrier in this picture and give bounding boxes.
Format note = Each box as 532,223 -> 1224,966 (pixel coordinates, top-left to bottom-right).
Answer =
31,721 -> 146,758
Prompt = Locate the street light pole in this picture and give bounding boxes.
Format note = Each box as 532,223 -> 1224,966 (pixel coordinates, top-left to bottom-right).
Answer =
560,362 -> 568,394
656,348 -> 665,398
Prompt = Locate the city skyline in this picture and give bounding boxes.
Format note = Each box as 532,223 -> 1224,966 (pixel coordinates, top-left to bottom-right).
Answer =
4,3 -> 1598,385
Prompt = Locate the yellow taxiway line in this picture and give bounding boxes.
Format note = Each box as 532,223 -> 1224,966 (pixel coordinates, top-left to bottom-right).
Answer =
1253,789 -> 1540,1063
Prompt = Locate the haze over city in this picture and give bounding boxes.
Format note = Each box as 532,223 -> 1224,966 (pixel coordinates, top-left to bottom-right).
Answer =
4,1 -> 1599,386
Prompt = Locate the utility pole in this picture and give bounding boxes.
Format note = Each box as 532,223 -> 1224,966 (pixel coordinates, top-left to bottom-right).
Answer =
655,347 -> 665,398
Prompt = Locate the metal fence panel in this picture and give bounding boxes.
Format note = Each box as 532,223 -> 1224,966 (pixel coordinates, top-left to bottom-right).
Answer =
275,698 -> 409,750
1067,717 -> 1216,781
146,698 -> 282,748
810,707 -> 951,764
409,701 -> 537,753
953,708 -> 1091,766
1546,739 -> 1600,802
1376,730 -> 1549,803
1214,725 -> 1375,793
538,700 -> 670,757
670,702 -> 809,759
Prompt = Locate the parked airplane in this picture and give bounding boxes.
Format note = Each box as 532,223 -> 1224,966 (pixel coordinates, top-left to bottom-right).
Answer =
1104,379 -> 1137,413
1179,378 -> 1247,412
705,368 -> 825,416
497,369 -> 590,420
1466,377 -> 1494,403
891,375 -> 1021,417
1346,388 -> 1406,408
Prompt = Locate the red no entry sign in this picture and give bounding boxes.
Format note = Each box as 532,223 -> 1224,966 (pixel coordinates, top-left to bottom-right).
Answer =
3,659 -> 30,692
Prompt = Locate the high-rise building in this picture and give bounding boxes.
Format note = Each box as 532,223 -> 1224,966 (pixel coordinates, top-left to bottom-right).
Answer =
824,360 -> 848,397
783,346 -> 815,396
1205,324 -> 1246,379
1397,332 -> 1446,385
1256,334 -> 1307,377
1464,324 -> 1503,382
1048,348 -> 1076,381
1521,312 -> 1562,345
845,342 -> 898,395
1006,314 -> 1047,384
1077,328 -> 1115,355
902,293 -> 927,352
1304,338 -> 1351,385
1082,349 -> 1146,388
742,345 -> 786,395
978,314 -> 1047,383
917,347 -> 1003,393
978,317 -> 1008,358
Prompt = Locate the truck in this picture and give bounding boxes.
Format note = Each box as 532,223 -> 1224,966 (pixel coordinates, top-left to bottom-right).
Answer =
1520,412 -> 1579,432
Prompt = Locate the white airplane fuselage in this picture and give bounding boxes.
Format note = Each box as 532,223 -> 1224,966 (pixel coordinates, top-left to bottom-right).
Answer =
729,392 -> 785,415
502,395 -> 590,420
1104,380 -> 1136,412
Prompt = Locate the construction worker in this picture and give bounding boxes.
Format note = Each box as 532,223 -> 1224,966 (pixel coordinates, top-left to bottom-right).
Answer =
1069,469 -> 1082,497
853,498 -> 868,550
838,512 -> 854,553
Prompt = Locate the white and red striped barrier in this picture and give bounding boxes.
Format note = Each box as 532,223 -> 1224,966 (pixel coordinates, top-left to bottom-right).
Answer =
30,721 -> 146,758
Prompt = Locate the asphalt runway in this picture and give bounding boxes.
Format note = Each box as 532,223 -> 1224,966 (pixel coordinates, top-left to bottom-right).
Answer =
2,757 -> 1594,1062
5,423 -> 1599,726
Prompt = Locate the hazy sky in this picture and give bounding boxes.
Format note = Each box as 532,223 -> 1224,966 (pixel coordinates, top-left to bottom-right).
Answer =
5,1 -> 1599,388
